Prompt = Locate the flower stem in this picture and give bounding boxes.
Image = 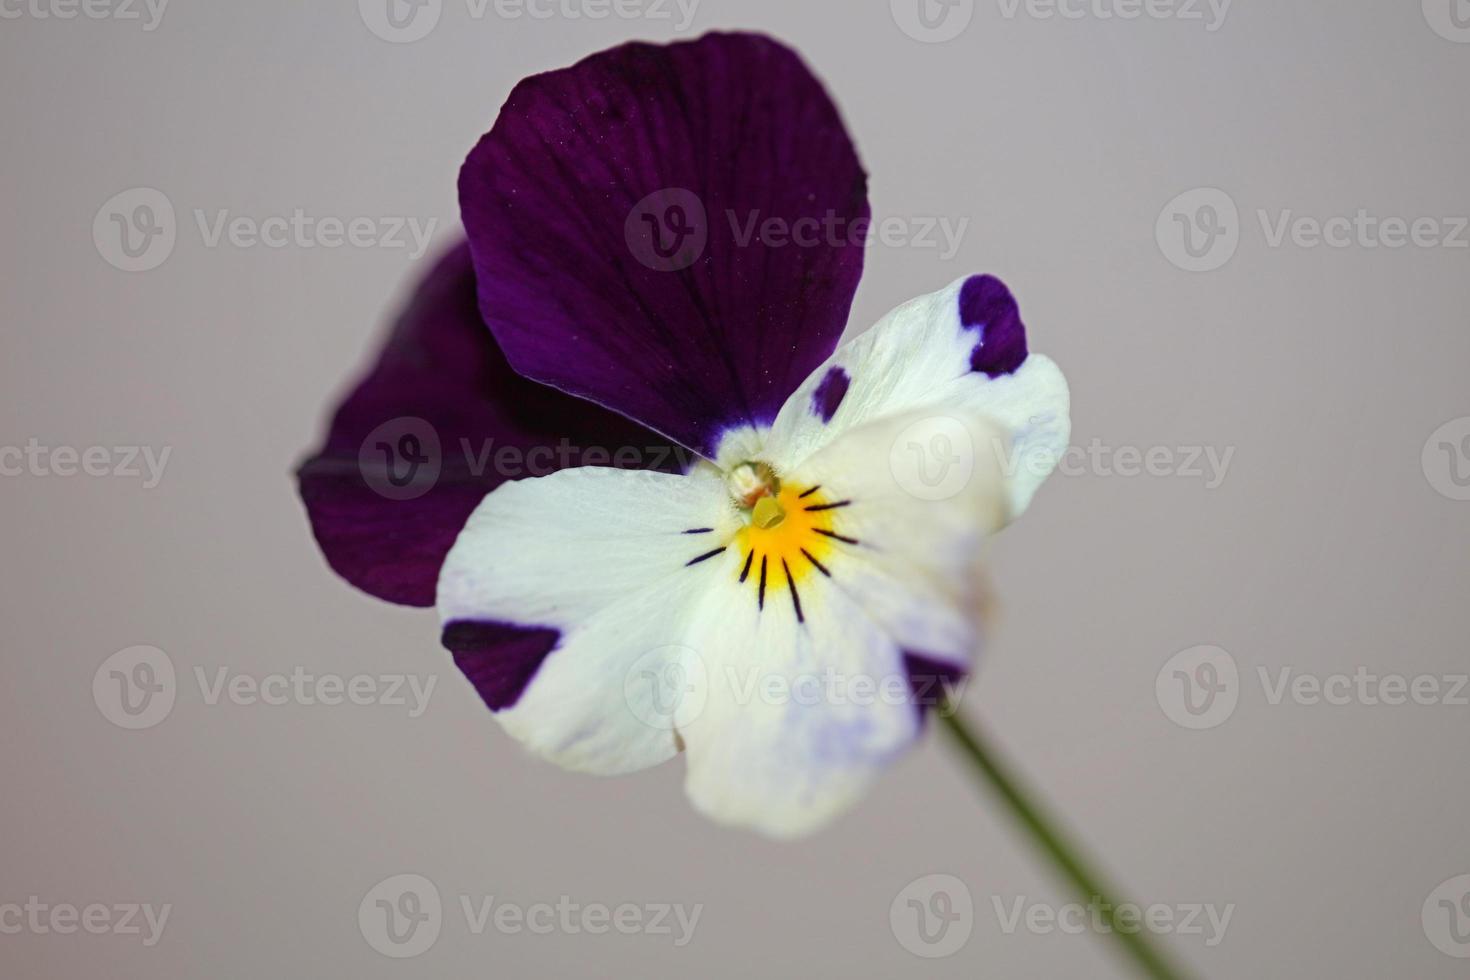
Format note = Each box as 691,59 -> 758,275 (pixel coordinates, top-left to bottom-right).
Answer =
938,702 -> 1192,980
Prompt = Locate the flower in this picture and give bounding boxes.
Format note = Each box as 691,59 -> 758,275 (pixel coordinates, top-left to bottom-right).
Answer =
298,32 -> 1070,838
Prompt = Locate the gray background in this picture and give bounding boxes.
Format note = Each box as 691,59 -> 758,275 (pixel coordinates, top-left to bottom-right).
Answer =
3,0 -> 1469,976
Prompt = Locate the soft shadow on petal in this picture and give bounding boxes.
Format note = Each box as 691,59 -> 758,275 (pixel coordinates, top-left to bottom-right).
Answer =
437,465 -> 737,773
297,243 -> 683,607
459,31 -> 870,459
762,275 -> 1071,520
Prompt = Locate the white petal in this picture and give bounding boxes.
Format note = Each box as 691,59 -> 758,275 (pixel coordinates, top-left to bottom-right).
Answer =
676,409 -> 1011,837
761,276 -> 1071,518
436,464 -> 740,775
677,566 -> 921,839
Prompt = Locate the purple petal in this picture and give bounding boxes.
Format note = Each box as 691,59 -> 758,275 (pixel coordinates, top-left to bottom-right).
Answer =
810,366 -> 851,423
459,32 -> 870,459
296,243 -> 682,607
961,274 -> 1029,378
903,651 -> 969,725
442,620 -> 561,711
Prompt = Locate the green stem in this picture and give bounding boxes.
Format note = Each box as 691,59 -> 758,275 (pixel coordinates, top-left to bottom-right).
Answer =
939,701 -> 1192,980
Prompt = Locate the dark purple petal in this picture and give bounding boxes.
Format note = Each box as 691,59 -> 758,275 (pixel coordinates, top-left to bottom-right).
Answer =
459,32 -> 870,459
296,243 -> 682,607
810,366 -> 850,423
961,274 -> 1029,378
903,651 -> 969,725
443,620 -> 561,711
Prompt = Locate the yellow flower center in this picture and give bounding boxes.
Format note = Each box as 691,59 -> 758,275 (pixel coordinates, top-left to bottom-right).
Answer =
733,483 -> 852,619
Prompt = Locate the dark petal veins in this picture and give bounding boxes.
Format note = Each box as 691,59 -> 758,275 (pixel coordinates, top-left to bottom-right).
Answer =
296,243 -> 680,607
443,620 -> 561,711
960,274 -> 1029,378
459,32 -> 870,458
810,366 -> 851,423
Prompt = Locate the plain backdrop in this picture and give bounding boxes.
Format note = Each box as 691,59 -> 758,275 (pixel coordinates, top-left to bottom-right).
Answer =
3,1 -> 1469,977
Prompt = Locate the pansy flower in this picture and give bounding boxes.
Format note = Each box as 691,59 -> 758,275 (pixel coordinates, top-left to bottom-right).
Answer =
298,32 -> 1070,838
